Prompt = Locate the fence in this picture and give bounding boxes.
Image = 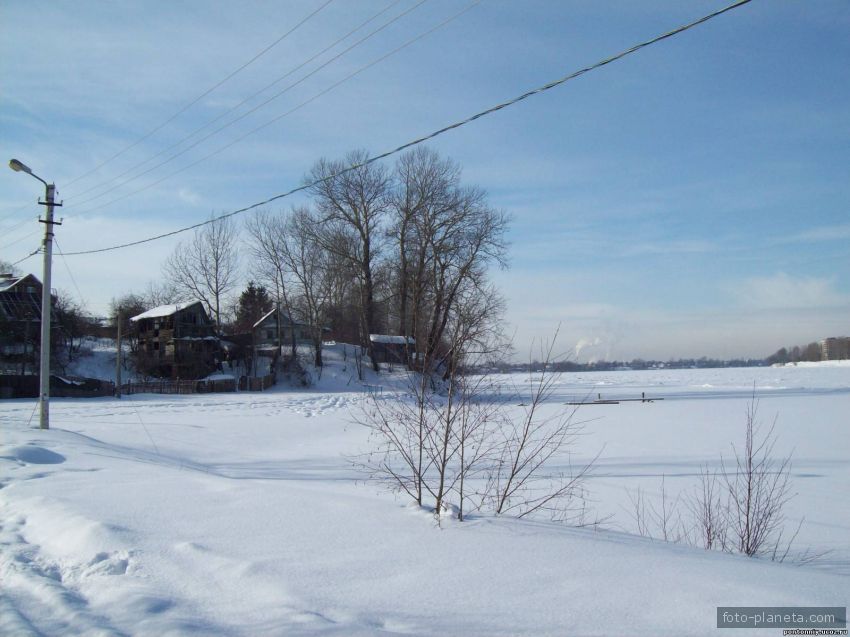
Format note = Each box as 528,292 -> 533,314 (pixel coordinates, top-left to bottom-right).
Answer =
121,377 -> 237,395
1,373 -> 274,398
239,374 -> 276,392
0,373 -> 115,399
121,374 -> 275,395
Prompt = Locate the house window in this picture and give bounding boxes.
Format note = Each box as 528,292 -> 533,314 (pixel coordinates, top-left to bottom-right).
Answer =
266,329 -> 275,340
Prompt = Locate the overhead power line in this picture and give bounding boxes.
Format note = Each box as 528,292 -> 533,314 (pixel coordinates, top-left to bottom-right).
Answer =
63,0 -> 753,257
0,228 -> 41,252
66,0 -> 469,218
62,0 -> 336,191
65,0 -> 405,205
0,202 -> 35,224
0,215 -> 37,237
10,247 -> 41,268
66,0 -> 425,210
53,239 -> 86,303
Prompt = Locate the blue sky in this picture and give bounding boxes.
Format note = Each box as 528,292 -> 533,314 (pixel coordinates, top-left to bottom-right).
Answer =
2,1 -> 848,360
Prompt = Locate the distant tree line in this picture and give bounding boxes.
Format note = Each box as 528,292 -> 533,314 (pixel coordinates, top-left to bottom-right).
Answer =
765,342 -> 822,365
486,357 -> 768,374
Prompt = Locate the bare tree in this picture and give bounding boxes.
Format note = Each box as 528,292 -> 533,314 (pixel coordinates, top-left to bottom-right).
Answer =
279,206 -> 335,367
244,209 -> 299,357
0,259 -> 20,276
143,280 -> 182,307
109,293 -> 147,355
53,290 -> 93,368
164,214 -> 239,332
306,150 -> 391,370
389,149 -> 508,372
390,148 -> 461,356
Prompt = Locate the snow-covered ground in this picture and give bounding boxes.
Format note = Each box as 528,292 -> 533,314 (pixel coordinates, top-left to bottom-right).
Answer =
61,338 -> 123,382
1,346 -> 848,635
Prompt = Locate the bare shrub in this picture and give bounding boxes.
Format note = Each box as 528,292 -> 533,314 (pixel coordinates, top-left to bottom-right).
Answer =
627,476 -> 686,543
721,399 -> 797,559
485,338 -> 598,522
357,331 -> 597,525
357,350 -> 498,519
629,398 -> 800,561
686,466 -> 728,551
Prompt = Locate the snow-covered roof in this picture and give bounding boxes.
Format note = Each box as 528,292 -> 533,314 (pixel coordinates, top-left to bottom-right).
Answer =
0,273 -> 38,293
253,308 -> 277,329
203,372 -> 235,381
129,301 -> 201,322
369,334 -> 415,345
252,307 -> 297,329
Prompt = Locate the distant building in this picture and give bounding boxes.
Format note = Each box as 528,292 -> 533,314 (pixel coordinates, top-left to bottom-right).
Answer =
820,337 -> 850,361
252,308 -> 311,353
369,334 -> 415,364
130,301 -> 219,378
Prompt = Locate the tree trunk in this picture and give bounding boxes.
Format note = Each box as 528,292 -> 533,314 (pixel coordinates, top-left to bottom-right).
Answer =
362,247 -> 379,372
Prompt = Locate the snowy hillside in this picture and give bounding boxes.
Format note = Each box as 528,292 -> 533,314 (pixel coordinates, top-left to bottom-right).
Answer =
1,346 -> 848,635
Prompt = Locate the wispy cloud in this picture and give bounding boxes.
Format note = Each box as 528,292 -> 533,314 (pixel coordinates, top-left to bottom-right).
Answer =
731,272 -> 849,310
620,239 -> 717,258
774,223 -> 850,245
177,188 -> 203,206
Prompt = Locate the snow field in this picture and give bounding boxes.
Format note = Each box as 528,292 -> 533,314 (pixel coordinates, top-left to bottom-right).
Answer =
1,351 -> 848,635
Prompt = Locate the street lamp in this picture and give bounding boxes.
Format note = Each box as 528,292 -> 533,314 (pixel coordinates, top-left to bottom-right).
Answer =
9,158 -> 61,430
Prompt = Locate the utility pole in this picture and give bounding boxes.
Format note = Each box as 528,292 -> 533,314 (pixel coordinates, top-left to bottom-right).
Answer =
9,159 -> 60,431
116,312 -> 122,398
37,183 -> 61,429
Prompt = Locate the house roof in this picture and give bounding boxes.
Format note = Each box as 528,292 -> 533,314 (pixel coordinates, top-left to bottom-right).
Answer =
0,274 -> 42,321
129,301 -> 202,322
253,308 -> 277,329
252,307 -> 298,329
369,334 -> 415,345
0,273 -> 39,293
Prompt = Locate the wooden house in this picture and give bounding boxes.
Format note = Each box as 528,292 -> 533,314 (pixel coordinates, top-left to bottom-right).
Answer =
0,273 -> 46,372
252,308 -> 311,353
130,301 -> 219,379
369,334 -> 415,364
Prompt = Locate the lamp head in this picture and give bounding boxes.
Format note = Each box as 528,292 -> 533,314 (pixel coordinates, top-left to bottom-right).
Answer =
9,159 -> 33,174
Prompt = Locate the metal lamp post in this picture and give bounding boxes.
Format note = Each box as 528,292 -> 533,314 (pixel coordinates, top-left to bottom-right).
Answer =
9,158 -> 61,430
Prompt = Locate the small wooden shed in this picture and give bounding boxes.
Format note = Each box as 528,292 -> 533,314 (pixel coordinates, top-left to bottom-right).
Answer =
369,334 -> 415,364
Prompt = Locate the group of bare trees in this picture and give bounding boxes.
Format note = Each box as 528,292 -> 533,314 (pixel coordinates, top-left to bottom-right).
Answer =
388,148 -> 509,373
244,208 -> 338,367
106,146 -> 507,376
241,147 -> 508,372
